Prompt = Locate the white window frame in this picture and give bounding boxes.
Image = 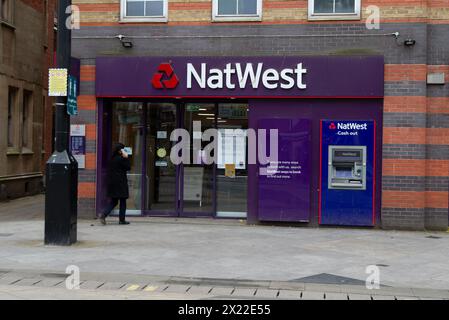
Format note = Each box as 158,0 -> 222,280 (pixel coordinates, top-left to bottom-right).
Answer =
308,0 -> 361,21
212,0 -> 262,22
120,0 -> 168,23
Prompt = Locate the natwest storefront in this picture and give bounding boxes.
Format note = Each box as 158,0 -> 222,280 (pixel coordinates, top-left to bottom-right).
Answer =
94,55 -> 384,227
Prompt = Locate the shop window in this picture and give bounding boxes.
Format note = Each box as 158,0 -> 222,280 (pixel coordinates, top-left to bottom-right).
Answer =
308,0 -> 360,20
21,90 -> 33,151
7,86 -> 19,151
213,0 -> 262,22
120,0 -> 168,22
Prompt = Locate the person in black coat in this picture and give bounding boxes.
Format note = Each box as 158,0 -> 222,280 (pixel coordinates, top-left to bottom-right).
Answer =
100,142 -> 131,225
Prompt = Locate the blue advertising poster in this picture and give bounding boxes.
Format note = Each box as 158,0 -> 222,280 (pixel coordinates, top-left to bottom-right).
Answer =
320,120 -> 376,226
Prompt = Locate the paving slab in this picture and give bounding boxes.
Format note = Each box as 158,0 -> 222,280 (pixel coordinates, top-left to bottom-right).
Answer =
231,288 -> 257,297
95,282 -> 125,290
277,290 -> 302,300
187,286 -> 213,295
365,286 -> 415,297
347,294 -> 372,300
210,287 -> 234,296
13,278 -> 42,286
121,283 -> 144,291
395,296 -> 419,300
301,291 -> 325,300
305,283 -> 342,293
163,285 -> 190,294
254,289 -> 279,299
143,283 -> 169,292
411,288 -> 449,299
370,295 -> 396,300
324,292 -> 348,300
269,281 -> 305,291
0,276 -> 23,285
33,278 -> 64,288
80,281 -> 105,290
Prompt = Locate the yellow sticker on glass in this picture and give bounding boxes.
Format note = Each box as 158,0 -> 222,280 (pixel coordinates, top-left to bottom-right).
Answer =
157,148 -> 167,158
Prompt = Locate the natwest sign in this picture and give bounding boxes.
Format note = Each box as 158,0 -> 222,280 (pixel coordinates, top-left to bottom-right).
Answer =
186,63 -> 307,90
96,56 -> 384,98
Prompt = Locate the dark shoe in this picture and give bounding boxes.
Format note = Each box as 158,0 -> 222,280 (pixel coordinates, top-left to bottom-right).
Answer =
119,221 -> 130,225
99,214 -> 106,225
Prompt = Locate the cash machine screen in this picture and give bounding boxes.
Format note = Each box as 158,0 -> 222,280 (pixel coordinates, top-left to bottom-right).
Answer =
335,167 -> 353,179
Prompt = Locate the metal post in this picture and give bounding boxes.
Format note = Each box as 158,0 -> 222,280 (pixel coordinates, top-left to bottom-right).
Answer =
45,0 -> 78,245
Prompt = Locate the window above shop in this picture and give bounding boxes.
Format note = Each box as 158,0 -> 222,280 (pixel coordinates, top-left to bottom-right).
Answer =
0,0 -> 14,25
212,0 -> 262,22
120,0 -> 168,23
308,0 -> 361,20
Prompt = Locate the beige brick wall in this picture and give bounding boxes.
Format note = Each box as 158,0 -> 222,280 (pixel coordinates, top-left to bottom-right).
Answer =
72,0 -> 449,25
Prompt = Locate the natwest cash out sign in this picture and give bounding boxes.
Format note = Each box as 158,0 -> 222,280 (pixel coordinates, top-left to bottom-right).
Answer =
95,56 -> 384,98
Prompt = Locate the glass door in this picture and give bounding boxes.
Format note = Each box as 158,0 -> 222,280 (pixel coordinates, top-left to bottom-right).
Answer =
144,102 -> 178,215
181,103 -> 216,216
110,102 -> 144,216
216,103 -> 248,218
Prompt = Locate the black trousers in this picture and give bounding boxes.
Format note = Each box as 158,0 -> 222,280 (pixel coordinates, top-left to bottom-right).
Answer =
104,198 -> 127,222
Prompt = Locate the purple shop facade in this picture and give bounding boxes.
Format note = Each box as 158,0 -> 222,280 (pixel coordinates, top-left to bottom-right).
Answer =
94,55 -> 384,226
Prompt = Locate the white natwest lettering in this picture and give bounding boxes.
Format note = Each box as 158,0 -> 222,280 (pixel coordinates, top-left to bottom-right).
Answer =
337,123 -> 368,130
186,63 -> 307,90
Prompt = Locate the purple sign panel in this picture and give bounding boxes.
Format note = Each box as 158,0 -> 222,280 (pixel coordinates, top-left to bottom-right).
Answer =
258,119 -> 311,222
96,56 -> 384,98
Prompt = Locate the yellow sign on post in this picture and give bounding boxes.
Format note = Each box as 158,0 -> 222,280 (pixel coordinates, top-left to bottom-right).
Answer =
48,68 -> 68,97
225,164 -> 236,178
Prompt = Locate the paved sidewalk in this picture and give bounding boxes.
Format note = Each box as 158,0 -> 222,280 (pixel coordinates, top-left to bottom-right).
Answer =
0,270 -> 448,300
1,195 -> 449,297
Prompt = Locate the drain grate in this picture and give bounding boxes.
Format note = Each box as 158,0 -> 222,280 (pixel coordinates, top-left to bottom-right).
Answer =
292,273 -> 366,286
376,264 -> 390,267
426,235 -> 441,239
0,233 -> 13,237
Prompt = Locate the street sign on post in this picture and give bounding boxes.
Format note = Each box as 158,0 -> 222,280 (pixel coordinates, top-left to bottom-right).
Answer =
48,68 -> 68,97
67,75 -> 78,116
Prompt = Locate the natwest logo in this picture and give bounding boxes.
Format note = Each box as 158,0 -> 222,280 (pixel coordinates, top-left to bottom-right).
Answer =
152,63 -> 179,89
329,122 -> 336,130
187,63 -> 307,90
337,122 -> 368,130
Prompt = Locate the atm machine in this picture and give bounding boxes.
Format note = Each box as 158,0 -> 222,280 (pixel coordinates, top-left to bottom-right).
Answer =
320,120 -> 375,226
328,146 -> 366,190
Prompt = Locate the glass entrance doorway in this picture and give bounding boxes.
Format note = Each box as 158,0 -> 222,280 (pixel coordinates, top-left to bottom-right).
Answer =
103,100 -> 248,218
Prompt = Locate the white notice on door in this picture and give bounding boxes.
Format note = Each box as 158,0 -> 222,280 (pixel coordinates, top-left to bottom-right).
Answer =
183,167 -> 204,202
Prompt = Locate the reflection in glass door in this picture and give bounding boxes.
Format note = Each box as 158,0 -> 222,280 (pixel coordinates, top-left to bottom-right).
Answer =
145,103 -> 178,215
182,103 -> 216,216
216,103 -> 248,218
111,102 -> 144,215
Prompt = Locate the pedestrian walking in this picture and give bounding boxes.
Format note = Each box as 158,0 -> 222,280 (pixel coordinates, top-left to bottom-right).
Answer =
100,142 -> 131,225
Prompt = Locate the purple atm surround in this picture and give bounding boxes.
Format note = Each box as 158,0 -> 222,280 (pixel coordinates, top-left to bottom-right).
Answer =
258,119 -> 311,222
247,99 -> 383,225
